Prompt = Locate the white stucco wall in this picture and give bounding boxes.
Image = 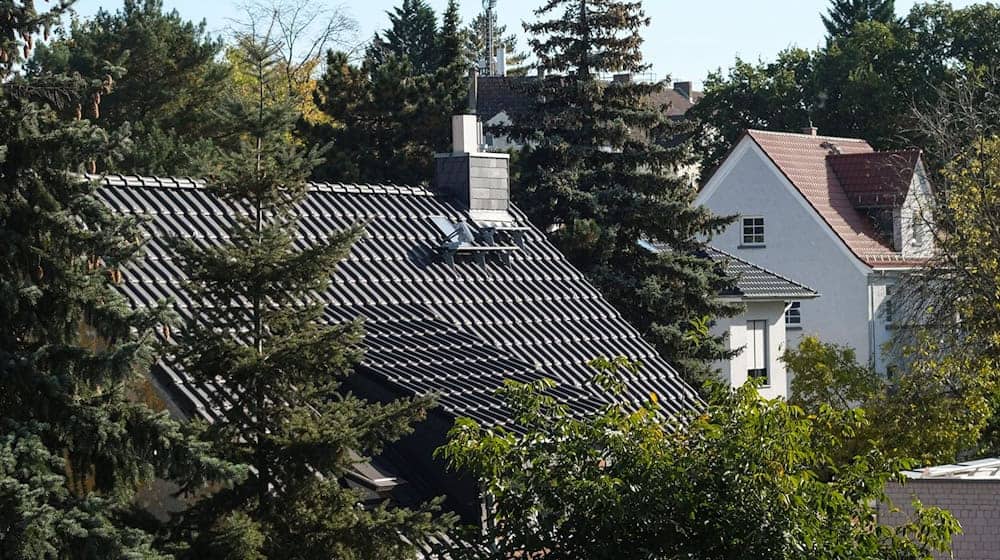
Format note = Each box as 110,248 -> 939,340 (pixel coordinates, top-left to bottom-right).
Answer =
697,138 -> 875,366
900,161 -> 936,259
713,300 -> 790,399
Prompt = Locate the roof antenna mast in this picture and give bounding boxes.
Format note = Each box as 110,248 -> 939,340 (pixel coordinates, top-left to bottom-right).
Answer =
484,0 -> 497,76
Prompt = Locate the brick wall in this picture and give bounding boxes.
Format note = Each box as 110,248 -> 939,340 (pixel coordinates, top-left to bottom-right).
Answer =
880,479 -> 1000,559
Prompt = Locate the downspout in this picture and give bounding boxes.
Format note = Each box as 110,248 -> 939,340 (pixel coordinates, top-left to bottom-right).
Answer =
867,272 -> 876,371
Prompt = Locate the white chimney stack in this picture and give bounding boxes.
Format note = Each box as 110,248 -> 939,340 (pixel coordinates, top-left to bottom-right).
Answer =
436,113 -> 512,222
452,114 -> 480,154
496,47 -> 506,77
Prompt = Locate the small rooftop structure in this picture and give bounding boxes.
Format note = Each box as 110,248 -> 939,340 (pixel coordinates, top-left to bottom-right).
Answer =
901,458 -> 1000,481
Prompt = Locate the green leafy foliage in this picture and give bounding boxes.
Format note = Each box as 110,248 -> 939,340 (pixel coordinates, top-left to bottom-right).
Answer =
786,336 -> 998,466
30,0 -> 229,176
436,359 -> 959,559
165,28 -> 450,558
507,0 -> 738,386
0,2 -> 239,556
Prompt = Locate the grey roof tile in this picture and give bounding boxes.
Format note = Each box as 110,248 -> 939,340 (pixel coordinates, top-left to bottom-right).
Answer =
94,175 -> 701,427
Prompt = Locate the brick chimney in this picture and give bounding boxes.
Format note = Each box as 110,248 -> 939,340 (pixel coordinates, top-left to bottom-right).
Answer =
435,114 -> 512,223
802,126 -> 819,136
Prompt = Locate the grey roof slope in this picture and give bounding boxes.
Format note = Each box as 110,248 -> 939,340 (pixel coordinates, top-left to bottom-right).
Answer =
644,241 -> 817,301
705,246 -> 819,300
95,175 -> 700,428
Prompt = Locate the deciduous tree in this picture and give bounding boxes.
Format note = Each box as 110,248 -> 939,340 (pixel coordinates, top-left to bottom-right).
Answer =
437,361 -> 959,559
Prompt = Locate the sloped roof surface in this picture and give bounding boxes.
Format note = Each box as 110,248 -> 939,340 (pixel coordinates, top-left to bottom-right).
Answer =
476,76 -> 700,122
746,130 -> 923,268
476,76 -> 537,122
645,241 -> 817,300
95,175 -> 700,428
828,150 -> 922,208
705,246 -> 818,300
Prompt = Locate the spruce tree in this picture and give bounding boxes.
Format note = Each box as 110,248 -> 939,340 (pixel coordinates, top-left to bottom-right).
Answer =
0,2 -> 238,557
822,0 -> 897,38
310,0 -> 468,186
169,30 -> 448,559
506,0 -> 737,385
367,0 -> 439,74
29,0 -> 228,176
438,0 -> 466,69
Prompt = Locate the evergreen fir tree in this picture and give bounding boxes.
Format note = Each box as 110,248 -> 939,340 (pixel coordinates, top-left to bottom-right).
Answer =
822,0 -> 897,38
466,10 -> 529,76
168,30 -> 449,558
367,0 -> 439,74
29,0 -> 229,176
438,0 -> 467,70
0,2 -> 238,557
506,0 -> 738,385
310,0 -> 468,186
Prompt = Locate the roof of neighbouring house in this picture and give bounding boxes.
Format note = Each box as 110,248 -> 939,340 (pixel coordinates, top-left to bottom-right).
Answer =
744,130 -> 926,268
94,175 -> 701,429
705,246 -> 819,300
643,241 -> 818,301
475,76 -> 701,123
901,458 -> 1000,481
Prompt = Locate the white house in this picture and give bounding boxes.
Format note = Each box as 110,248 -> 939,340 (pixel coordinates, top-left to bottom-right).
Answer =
696,128 -> 935,373
646,242 -> 818,399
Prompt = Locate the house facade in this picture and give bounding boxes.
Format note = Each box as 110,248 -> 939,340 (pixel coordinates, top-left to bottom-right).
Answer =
706,247 -> 818,399
695,129 -> 934,373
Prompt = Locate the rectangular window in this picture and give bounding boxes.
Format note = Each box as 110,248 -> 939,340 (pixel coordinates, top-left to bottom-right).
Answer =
746,320 -> 769,384
884,287 -> 895,326
911,214 -> 924,246
742,217 -> 765,246
785,301 -> 802,328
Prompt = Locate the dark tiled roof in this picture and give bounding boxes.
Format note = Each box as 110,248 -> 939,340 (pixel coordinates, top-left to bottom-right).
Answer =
828,150 -> 921,208
704,246 -> 818,300
644,241 -> 817,301
476,76 -> 537,122
95,175 -> 700,428
476,76 -> 700,122
746,130 -> 926,268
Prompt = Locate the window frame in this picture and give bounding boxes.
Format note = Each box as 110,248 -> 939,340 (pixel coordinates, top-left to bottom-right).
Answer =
746,319 -> 769,386
741,216 -> 766,247
785,301 -> 802,329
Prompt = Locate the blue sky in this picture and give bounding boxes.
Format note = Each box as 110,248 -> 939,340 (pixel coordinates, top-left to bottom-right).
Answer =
69,0 -> 976,88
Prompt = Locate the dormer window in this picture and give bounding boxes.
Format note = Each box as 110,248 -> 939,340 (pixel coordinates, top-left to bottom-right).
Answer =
742,217 -> 765,247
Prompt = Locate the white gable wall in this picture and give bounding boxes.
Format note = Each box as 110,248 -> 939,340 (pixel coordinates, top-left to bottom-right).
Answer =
697,138 -> 875,366
901,161 -> 936,259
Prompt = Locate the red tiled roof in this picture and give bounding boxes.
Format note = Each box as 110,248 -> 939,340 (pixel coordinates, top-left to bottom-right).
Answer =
828,150 -> 921,208
746,130 -> 923,268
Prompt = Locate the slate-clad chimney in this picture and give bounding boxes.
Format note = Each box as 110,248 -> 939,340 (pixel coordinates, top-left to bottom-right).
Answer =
673,81 -> 692,100
435,114 -> 512,223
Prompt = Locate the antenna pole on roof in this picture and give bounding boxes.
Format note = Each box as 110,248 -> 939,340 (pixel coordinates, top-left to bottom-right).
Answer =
484,0 -> 497,76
